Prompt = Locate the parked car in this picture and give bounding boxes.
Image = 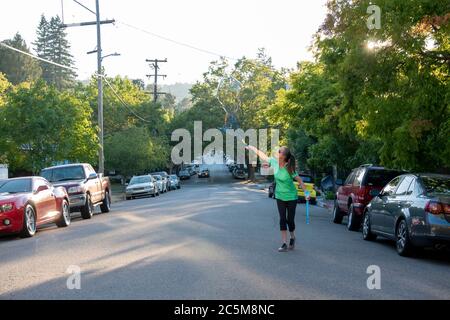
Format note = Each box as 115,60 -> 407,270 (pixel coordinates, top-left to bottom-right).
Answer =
169,175 -> 181,190
151,172 -> 170,191
41,163 -> 111,219
294,174 -> 317,204
198,168 -> 210,178
178,170 -> 191,180
362,173 -> 450,256
233,166 -> 247,179
152,175 -> 167,193
0,177 -> 70,238
125,175 -> 159,200
320,175 -> 344,193
333,164 -> 405,231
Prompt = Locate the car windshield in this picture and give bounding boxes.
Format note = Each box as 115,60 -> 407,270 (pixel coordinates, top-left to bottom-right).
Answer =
170,175 -> 178,179
0,179 -> 32,194
41,166 -> 85,182
154,176 -> 161,181
421,176 -> 450,195
365,170 -> 403,187
130,176 -> 151,185
299,175 -> 312,183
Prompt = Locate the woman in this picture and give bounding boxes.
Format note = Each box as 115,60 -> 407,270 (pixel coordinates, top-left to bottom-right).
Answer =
246,146 -> 309,252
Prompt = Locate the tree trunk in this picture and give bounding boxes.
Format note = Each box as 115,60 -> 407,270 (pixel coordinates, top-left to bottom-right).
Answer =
248,164 -> 256,181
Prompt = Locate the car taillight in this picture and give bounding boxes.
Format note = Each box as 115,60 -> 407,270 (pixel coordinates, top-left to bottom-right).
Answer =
425,201 -> 449,215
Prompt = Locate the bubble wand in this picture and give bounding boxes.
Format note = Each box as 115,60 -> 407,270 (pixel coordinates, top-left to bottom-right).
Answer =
305,190 -> 311,225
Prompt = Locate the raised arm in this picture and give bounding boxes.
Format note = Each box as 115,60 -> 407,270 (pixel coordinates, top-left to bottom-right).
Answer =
245,145 -> 270,163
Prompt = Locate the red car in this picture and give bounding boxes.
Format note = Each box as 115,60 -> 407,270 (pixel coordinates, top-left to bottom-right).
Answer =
333,165 -> 405,231
0,177 -> 70,238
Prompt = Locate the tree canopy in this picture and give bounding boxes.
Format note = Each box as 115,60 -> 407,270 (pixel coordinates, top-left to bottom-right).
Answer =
0,33 -> 42,84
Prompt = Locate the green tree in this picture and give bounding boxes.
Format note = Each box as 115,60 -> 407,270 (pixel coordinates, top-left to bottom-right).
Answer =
80,75 -> 172,175
172,51 -> 286,179
104,127 -> 168,178
0,33 -> 42,84
0,81 -> 97,173
270,0 -> 450,175
317,0 -> 450,172
34,15 -> 76,89
0,73 -> 11,164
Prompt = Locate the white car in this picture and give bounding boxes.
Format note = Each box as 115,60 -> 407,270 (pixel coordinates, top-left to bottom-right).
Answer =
152,175 -> 167,193
126,175 -> 159,200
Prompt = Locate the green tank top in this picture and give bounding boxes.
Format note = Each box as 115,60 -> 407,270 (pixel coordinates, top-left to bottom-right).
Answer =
269,157 -> 298,201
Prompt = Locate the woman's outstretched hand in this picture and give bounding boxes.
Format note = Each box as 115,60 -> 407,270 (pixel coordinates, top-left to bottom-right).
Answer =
245,145 -> 270,162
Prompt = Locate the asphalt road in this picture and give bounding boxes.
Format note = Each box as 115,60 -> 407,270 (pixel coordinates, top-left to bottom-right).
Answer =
1,164 -> 450,300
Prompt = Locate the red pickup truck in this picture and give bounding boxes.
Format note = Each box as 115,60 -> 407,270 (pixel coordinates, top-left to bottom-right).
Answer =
40,163 -> 111,219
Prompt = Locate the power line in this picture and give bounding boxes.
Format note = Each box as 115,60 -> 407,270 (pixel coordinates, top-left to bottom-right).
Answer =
70,0 -> 232,59
0,42 -> 152,124
103,77 -> 152,123
117,20 -> 237,61
72,0 -> 96,15
70,0 -> 236,60
0,42 -> 79,73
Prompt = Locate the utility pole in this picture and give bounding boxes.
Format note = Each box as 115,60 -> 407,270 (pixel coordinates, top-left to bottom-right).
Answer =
146,58 -> 167,103
61,0 -> 115,174
95,0 -> 104,175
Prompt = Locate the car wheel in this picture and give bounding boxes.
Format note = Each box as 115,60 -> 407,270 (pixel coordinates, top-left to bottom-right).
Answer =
347,204 -> 361,231
362,211 -> 377,241
100,191 -> 111,213
332,200 -> 344,224
126,196 -> 131,200
396,219 -> 414,257
20,204 -> 37,238
56,200 -> 71,228
80,194 -> 94,219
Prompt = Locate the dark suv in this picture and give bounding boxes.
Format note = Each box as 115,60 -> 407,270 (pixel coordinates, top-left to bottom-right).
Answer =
333,164 -> 405,231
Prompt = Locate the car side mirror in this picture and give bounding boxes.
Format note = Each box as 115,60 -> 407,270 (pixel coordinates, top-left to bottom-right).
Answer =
88,173 -> 98,180
369,189 -> 380,197
35,185 -> 49,193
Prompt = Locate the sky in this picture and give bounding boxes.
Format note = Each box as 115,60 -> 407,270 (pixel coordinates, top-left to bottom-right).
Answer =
0,0 -> 329,85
